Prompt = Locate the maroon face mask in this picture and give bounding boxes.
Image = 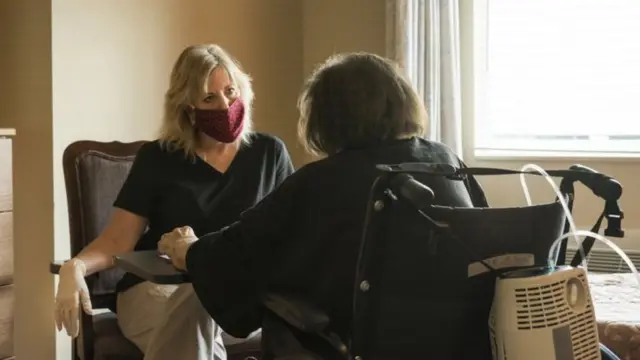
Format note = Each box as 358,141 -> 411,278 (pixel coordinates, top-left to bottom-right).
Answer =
193,99 -> 245,143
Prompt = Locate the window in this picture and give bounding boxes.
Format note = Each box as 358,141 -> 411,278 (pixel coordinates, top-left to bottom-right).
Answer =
473,0 -> 640,157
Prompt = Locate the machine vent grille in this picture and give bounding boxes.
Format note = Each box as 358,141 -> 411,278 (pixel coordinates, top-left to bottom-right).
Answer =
514,277 -> 581,329
566,248 -> 640,273
513,273 -> 600,359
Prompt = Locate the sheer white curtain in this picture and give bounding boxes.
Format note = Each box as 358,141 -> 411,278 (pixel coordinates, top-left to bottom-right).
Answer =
386,0 -> 463,157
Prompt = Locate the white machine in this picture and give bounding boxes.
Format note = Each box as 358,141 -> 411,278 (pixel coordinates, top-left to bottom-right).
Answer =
490,265 -> 601,360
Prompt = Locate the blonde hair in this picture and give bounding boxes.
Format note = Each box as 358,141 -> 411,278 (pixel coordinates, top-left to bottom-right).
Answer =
159,44 -> 255,157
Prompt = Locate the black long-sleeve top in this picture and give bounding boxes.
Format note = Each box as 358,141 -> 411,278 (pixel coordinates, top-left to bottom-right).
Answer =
185,137 -> 485,352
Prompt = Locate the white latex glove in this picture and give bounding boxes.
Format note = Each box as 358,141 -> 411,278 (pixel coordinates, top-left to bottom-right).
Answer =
54,259 -> 93,337
158,226 -> 199,271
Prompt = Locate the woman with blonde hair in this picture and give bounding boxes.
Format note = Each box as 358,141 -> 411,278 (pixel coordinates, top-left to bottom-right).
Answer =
54,44 -> 294,360
158,52 -> 481,358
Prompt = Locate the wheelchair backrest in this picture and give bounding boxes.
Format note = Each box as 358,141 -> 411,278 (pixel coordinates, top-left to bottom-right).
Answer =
350,172 -> 566,360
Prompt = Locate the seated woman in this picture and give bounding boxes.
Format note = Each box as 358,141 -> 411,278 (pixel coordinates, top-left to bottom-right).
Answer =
159,52 -> 484,358
53,44 -> 294,360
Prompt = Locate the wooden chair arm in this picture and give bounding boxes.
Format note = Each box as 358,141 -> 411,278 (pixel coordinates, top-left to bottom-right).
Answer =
49,260 -> 67,274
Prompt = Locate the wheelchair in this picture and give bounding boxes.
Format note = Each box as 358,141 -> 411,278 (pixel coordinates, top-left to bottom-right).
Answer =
265,163 -> 625,360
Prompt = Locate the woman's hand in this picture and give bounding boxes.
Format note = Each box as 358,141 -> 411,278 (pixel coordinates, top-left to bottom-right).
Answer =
54,259 -> 93,337
158,226 -> 199,270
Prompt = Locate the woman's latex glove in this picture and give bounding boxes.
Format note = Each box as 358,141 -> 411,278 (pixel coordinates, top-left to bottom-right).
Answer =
158,226 -> 199,271
54,258 -> 93,337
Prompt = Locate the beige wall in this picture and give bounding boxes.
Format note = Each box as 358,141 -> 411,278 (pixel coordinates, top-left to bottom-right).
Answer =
302,0 -> 387,75
301,0 -> 388,162
1,0 -> 638,359
1,0 -> 302,359
0,1 -> 55,359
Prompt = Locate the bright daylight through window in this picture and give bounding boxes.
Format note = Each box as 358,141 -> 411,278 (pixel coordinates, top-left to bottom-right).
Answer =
474,0 -> 640,156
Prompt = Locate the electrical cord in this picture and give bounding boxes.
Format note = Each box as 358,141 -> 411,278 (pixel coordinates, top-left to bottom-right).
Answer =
519,163 -> 586,270
549,230 -> 640,287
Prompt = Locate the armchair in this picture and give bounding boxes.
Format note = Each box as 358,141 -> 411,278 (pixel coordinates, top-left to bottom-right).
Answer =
50,140 -> 261,360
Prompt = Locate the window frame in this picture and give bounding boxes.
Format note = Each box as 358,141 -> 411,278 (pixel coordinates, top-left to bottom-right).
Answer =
466,0 -> 640,161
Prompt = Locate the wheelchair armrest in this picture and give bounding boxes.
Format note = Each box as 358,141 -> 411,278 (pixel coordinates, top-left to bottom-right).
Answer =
114,250 -> 190,284
50,252 -> 190,285
50,260 -> 67,274
263,293 -> 331,333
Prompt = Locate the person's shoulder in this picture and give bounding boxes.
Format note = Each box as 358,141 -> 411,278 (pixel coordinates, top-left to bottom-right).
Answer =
135,139 -> 187,165
412,137 -> 463,166
246,132 -> 288,152
136,139 -> 173,158
415,137 -> 453,152
137,139 -> 161,153
244,133 -> 291,164
131,140 -> 159,161
414,137 -> 460,157
288,155 -> 330,179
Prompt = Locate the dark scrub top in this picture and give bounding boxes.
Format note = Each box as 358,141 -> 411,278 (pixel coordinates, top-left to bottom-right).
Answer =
184,137 -> 487,353
113,133 -> 294,294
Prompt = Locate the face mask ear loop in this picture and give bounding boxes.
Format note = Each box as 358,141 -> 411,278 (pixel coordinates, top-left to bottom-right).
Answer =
185,107 -> 195,126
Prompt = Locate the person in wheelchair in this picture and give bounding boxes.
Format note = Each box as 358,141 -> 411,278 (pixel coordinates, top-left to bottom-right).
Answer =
159,52 -> 487,359
53,44 -> 295,360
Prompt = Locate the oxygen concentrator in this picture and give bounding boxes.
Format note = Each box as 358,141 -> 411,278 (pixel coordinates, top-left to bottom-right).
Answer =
490,265 -> 600,360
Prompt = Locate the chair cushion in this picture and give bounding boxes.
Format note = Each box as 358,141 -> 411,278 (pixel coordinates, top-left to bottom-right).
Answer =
91,312 -> 262,360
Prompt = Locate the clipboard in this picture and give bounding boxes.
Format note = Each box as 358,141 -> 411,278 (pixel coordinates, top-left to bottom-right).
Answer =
114,250 -> 190,284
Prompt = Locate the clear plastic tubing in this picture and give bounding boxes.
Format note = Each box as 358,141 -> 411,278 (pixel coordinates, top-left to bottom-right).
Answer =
548,230 -> 640,288
519,163 -> 586,270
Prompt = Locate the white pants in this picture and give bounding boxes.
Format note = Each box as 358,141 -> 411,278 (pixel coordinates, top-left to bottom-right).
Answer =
117,281 -> 227,360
